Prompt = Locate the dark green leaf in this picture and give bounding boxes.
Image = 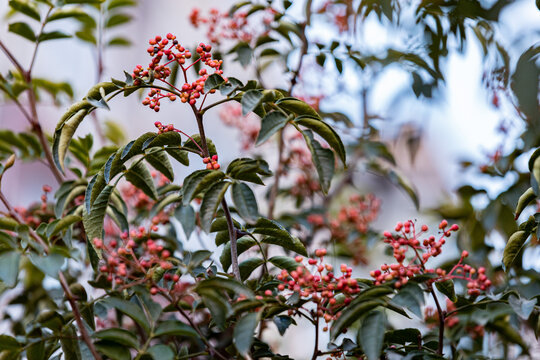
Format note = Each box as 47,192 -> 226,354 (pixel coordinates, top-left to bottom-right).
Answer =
256,111 -> 289,145
262,236 -> 307,257
49,215 -> 81,237
182,170 -> 224,205
300,130 -> 335,194
392,283 -> 424,318
9,0 -> 40,21
93,328 -> 139,348
95,341 -> 130,360
234,312 -> 258,357
239,257 -> 264,280
220,237 -> 256,271
153,320 -> 197,338
199,181 -> 230,232
232,182 -> 259,222
503,230 -> 529,270
330,299 -> 384,339
38,31 -> 71,42
295,115 -> 346,164
83,185 -> 113,243
102,297 -> 150,333
125,161 -> 158,200
175,204 -> 196,239
276,97 -> 320,119
268,256 -> 298,272
8,22 -> 36,41
204,74 -> 225,93
358,310 -> 386,360
0,251 -> 20,287
145,150 -> 174,181
435,280 -> 457,302
241,90 -> 263,116
273,315 -> 296,336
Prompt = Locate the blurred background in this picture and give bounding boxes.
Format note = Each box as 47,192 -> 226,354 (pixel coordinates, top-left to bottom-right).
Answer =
0,0 -> 539,358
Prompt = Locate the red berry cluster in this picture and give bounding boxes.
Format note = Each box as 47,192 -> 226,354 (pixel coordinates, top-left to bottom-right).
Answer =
370,220 -> 492,296
202,155 -> 220,170
132,34 -> 224,111
276,249 -> 360,331
93,228 -> 181,293
307,194 -> 380,264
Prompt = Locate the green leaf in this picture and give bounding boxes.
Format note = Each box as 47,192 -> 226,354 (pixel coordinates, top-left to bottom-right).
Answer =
198,289 -> 231,329
300,130 -> 335,194
199,181 -> 230,232
435,280 -> 457,302
384,328 -> 421,345
0,217 -> 19,231
83,185 -> 113,244
234,312 -> 258,357
220,237 -> 257,271
182,170 -> 225,205
175,204 -> 195,238
358,310 -> 386,360
226,158 -> 271,185
256,111 -> 289,145
9,0 -> 40,21
49,215 -> 81,237
515,187 -> 535,219
268,256 -> 298,272
262,236 -> 307,257
93,328 -> 139,348
105,13 -> 132,28
102,297 -> 151,333
53,105 -> 91,172
241,90 -> 263,116
145,149 -> 174,181
27,250 -> 66,279
95,341 -> 130,360
0,335 -> 20,351
204,74 -> 225,93
108,37 -> 131,46
8,22 -> 36,41
232,182 -> 259,222
0,251 -> 20,287
165,147 -> 189,166
503,230 -> 529,270
391,283 -> 424,318
147,344 -> 174,360
183,134 -> 216,156
511,46 -> 540,122
273,315 -> 296,336
387,169 -> 419,210
47,8 -> 93,22
295,115 -> 346,164
125,161 -> 158,200
38,31 -> 71,42
330,299 -> 384,339
153,320 -> 198,338
276,97 -> 320,119
143,131 -> 182,150
239,257 -> 264,280
252,218 -> 307,256
60,325 -> 82,360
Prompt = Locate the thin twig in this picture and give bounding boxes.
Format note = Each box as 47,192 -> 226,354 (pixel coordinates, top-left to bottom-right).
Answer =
59,272 -> 103,360
267,0 -> 312,220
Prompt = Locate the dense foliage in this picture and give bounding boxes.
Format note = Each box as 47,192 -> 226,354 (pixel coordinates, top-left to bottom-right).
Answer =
0,0 -> 538,359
